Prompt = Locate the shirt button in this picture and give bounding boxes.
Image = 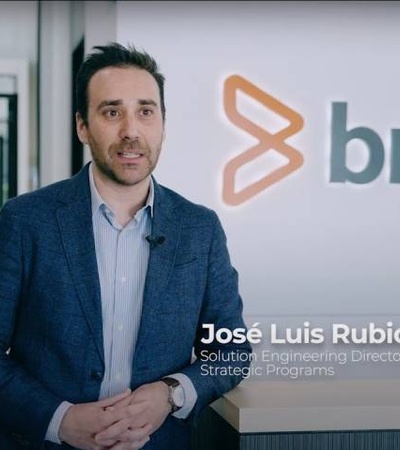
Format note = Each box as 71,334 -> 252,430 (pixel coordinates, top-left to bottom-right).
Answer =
118,324 -> 124,331
116,373 -> 121,381
121,276 -> 126,283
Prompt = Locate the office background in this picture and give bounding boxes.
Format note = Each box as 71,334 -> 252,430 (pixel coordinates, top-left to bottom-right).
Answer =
1,0 -> 400,382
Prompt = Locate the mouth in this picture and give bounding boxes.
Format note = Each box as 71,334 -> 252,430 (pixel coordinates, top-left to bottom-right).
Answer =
118,151 -> 142,160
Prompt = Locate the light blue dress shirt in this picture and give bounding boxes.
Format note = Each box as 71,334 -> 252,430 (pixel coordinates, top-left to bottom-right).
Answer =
46,164 -> 197,444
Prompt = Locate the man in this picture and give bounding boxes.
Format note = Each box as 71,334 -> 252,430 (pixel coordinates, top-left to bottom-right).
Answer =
0,42 -> 251,450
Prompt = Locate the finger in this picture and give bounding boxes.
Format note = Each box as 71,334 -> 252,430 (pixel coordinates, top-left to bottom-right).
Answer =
95,422 -> 152,447
95,418 -> 132,446
98,390 -> 132,409
108,442 -> 133,450
109,434 -> 151,450
118,424 -> 152,444
95,402 -> 149,445
133,434 -> 151,450
102,400 -> 148,426
132,433 -> 151,450
105,395 -> 132,411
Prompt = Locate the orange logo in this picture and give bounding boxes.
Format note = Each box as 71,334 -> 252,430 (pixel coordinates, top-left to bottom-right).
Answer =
223,75 -> 304,206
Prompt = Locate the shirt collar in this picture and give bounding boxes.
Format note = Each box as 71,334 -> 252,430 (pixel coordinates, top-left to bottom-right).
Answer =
88,162 -> 154,218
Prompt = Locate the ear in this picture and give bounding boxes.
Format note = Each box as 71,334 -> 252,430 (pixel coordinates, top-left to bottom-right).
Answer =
75,112 -> 89,144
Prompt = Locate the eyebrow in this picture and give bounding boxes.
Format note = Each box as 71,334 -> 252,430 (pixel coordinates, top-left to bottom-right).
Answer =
97,99 -> 122,110
96,98 -> 158,110
138,99 -> 158,108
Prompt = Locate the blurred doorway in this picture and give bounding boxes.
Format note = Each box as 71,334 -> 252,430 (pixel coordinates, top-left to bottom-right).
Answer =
0,88 -> 18,207
0,60 -> 31,201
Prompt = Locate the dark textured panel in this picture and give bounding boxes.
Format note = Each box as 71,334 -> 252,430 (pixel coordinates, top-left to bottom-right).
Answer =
192,406 -> 239,450
241,430 -> 400,450
193,406 -> 400,450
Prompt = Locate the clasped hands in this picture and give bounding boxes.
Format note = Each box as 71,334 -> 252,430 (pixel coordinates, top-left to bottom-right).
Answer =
59,381 -> 171,450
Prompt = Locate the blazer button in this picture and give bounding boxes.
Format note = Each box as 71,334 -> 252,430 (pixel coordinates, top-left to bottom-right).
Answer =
91,370 -> 103,381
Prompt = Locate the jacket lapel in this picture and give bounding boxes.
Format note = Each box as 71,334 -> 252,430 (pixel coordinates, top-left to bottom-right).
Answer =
135,180 -> 182,346
56,165 -> 104,363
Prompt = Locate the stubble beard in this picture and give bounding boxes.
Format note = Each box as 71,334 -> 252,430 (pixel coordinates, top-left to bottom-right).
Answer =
90,138 -> 162,187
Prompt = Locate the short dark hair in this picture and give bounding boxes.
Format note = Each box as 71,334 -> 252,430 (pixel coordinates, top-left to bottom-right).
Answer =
75,42 -> 166,124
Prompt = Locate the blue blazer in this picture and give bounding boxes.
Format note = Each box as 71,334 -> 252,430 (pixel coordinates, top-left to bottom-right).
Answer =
0,164 -> 251,449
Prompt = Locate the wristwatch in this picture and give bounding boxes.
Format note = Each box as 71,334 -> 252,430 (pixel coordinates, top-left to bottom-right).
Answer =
161,377 -> 185,413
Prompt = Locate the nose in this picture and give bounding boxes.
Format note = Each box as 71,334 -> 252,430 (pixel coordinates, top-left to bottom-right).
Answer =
118,112 -> 141,141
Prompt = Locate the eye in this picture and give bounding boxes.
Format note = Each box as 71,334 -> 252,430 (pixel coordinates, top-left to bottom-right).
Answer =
141,108 -> 154,117
104,109 -> 120,119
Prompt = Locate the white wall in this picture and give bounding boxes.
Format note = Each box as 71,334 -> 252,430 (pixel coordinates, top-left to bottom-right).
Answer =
82,0 -> 117,164
38,1 -> 73,187
0,0 -> 38,192
116,1 -> 400,382
0,1 -> 38,61
116,0 -> 400,315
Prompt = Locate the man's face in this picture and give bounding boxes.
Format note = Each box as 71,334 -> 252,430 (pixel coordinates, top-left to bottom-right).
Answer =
76,66 -> 165,188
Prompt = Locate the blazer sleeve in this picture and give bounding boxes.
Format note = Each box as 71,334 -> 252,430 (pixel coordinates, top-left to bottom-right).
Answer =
0,201 -> 62,448
180,210 -> 252,417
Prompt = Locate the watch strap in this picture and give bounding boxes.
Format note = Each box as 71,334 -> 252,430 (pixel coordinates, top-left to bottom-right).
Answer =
161,377 -> 182,413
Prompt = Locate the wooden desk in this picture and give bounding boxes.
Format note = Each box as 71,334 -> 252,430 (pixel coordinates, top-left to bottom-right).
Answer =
193,379 -> 400,450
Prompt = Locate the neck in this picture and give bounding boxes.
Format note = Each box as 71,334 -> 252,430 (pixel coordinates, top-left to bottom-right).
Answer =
92,165 -> 150,227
